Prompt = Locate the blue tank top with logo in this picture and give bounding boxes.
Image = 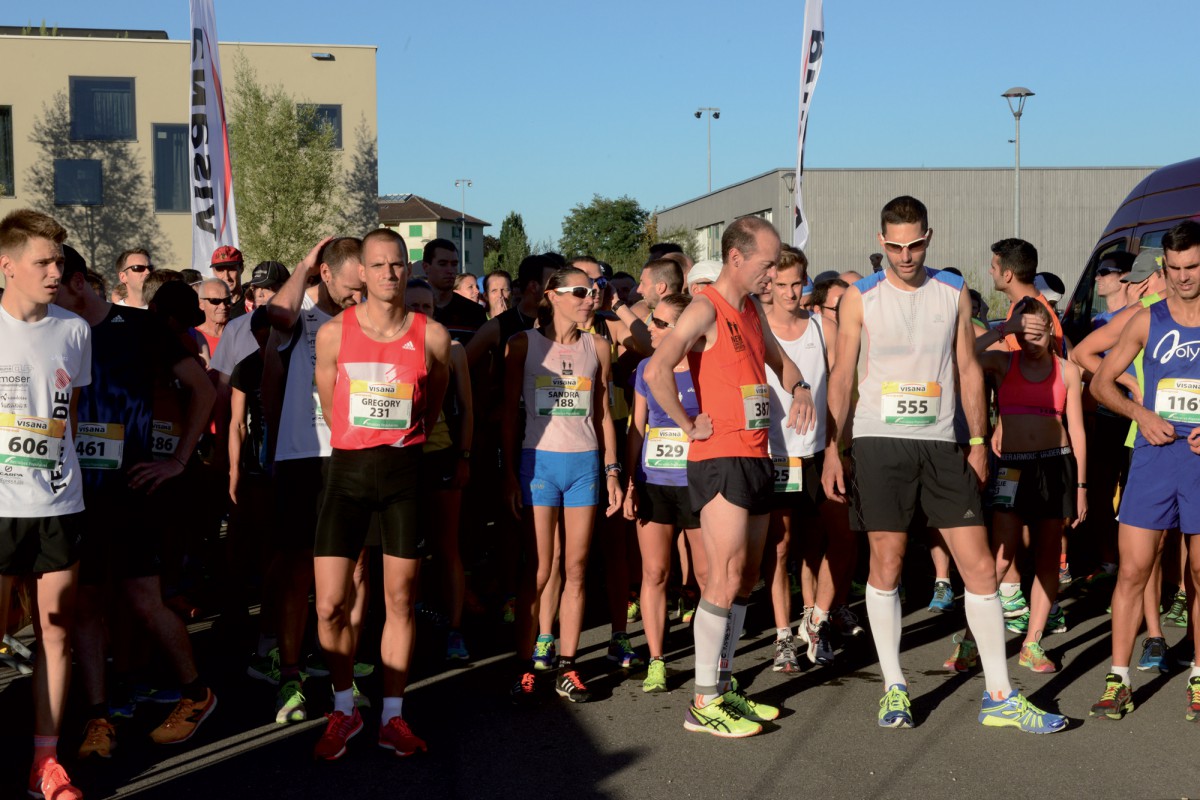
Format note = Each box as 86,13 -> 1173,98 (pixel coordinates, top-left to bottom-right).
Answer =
1136,300 -> 1200,447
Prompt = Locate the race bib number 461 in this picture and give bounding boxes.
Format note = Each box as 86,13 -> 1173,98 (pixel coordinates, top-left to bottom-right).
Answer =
1155,378 -> 1200,424
0,414 -> 66,470
76,422 -> 125,470
350,380 -> 414,429
882,381 -> 941,426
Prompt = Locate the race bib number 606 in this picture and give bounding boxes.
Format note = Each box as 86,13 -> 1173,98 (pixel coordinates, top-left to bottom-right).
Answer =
0,414 -> 66,470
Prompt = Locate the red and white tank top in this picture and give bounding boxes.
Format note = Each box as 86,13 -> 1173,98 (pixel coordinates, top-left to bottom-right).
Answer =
330,306 -> 428,450
686,286 -> 769,461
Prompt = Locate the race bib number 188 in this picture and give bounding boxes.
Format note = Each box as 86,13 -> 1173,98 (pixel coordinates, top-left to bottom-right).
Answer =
535,375 -> 592,417
0,414 -> 66,470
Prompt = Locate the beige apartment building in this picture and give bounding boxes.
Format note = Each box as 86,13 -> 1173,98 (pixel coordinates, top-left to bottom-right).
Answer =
378,194 -> 490,271
0,27 -> 376,276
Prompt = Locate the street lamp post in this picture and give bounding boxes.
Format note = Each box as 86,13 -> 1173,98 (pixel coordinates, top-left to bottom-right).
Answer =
1001,87 -> 1034,238
454,178 -> 472,272
694,107 -> 720,193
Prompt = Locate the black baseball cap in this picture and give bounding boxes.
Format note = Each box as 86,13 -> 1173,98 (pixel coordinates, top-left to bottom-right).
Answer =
249,260 -> 290,290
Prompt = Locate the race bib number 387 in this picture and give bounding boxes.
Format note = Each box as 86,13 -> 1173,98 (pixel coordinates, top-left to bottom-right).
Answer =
1155,378 -> 1200,424
741,384 -> 770,430
882,381 -> 942,426
0,414 -> 66,470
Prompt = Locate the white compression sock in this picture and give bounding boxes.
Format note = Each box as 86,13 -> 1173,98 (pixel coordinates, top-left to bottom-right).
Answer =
693,600 -> 729,704
718,596 -> 749,691
964,590 -> 1013,699
865,584 -> 904,688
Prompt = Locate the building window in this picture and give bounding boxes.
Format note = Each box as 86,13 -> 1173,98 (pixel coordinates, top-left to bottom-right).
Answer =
408,224 -> 422,238
297,103 -> 342,149
466,227 -> 473,240
451,227 -> 460,239
54,159 -> 103,205
700,223 -> 723,260
70,77 -> 136,141
153,124 -> 189,212
409,247 -> 424,262
465,250 -> 471,264
0,107 -> 12,197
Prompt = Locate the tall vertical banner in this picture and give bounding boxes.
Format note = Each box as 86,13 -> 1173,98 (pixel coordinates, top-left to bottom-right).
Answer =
793,0 -> 824,250
189,0 -> 239,273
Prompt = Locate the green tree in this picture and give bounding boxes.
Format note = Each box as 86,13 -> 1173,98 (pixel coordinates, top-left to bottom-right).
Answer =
334,117 -> 379,237
655,223 -> 701,263
496,211 -> 531,276
228,56 -> 340,267
559,195 -> 648,272
25,91 -> 169,280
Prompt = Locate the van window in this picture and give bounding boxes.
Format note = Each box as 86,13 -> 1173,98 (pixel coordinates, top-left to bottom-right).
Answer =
1061,241 -> 1127,344
1138,230 -> 1167,251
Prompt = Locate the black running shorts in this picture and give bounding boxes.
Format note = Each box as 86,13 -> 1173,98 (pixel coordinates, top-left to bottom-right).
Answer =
849,438 -> 983,532
315,446 -> 422,559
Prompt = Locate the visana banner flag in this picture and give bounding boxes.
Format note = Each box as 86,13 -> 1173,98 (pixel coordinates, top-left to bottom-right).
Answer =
793,0 -> 824,250
189,0 -> 239,274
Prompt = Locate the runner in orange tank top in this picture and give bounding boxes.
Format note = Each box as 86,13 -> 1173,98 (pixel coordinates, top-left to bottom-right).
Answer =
311,227 -> 452,762
645,216 -> 816,738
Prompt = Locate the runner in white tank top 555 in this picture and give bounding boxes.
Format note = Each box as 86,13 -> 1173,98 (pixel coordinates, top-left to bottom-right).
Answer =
822,195 -> 1067,734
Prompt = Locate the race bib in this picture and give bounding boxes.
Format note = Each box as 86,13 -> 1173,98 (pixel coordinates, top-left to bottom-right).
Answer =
741,384 -> 770,430
151,420 -> 180,457
535,375 -> 592,417
772,455 -> 803,493
75,422 -> 125,470
992,466 -> 1021,509
1155,378 -> 1200,424
882,381 -> 942,426
0,414 -> 65,470
350,380 -> 414,429
644,427 -> 689,470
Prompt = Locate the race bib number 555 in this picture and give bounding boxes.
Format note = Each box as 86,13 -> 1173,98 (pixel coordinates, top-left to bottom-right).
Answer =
882,381 -> 941,426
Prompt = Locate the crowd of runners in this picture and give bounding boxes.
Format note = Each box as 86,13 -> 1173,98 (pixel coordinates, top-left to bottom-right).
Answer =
2,196 -> 1200,798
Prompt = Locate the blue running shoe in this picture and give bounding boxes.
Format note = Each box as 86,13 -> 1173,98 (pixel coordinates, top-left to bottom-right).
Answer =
878,684 -> 913,728
132,684 -> 182,705
1137,636 -> 1168,673
532,635 -> 556,671
979,690 -> 1067,734
928,580 -> 954,612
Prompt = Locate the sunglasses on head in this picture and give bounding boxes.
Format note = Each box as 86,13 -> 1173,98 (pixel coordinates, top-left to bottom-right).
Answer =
649,315 -> 675,330
123,263 -> 153,274
881,235 -> 929,255
201,297 -> 232,307
553,286 -> 598,300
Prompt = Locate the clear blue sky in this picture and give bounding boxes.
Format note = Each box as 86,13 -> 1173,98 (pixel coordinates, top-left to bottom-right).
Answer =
26,0 -> 1200,245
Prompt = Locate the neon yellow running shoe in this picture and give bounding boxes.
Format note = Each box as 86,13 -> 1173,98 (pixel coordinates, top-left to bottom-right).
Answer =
944,634 -> 978,673
642,658 -> 667,693
979,690 -> 1067,733
683,697 -> 762,738
878,684 -> 913,728
722,677 -> 779,721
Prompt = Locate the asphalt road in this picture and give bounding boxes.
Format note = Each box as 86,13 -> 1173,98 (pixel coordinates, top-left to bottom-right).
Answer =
2,575 -> 1198,800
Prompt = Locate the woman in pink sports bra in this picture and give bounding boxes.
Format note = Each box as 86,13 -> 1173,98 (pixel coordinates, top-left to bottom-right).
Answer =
945,299 -> 1087,675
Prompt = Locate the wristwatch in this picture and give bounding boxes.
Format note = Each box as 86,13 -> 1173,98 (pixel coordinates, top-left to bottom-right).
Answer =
790,379 -> 812,395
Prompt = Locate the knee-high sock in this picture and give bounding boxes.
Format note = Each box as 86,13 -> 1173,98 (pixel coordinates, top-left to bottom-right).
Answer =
718,596 -> 749,691
866,584 -> 904,688
964,590 -> 1013,699
693,599 -> 729,704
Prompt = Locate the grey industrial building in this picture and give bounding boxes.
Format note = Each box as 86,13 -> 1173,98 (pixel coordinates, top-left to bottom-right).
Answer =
656,166 -> 1156,302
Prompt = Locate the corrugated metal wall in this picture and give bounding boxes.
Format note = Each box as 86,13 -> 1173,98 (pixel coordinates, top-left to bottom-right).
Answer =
658,167 -> 1154,301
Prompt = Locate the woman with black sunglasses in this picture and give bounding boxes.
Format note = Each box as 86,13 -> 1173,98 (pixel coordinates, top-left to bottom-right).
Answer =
502,267 -> 623,705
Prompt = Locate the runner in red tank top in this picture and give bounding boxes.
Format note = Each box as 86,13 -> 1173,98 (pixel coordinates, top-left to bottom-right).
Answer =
644,216 -> 816,738
311,228 -> 452,762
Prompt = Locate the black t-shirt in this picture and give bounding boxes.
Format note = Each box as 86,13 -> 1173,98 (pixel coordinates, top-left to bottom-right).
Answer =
230,349 -> 267,475
434,293 -> 487,345
77,305 -> 188,489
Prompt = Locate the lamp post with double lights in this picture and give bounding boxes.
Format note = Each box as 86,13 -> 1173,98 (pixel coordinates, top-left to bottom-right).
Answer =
1001,87 -> 1034,238
694,107 -> 720,193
